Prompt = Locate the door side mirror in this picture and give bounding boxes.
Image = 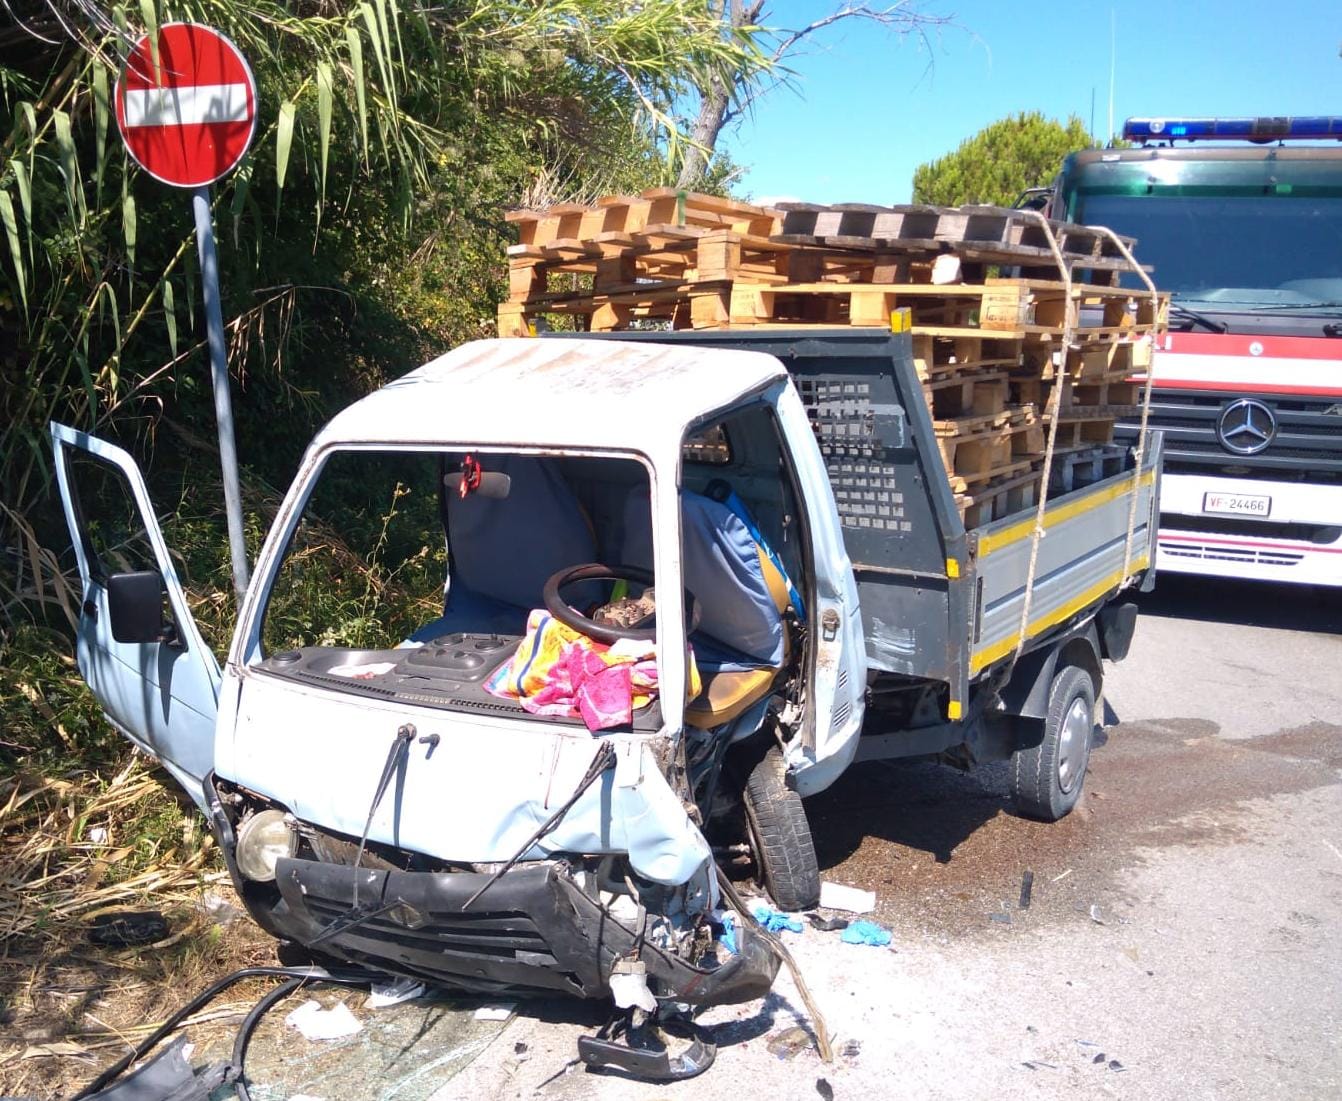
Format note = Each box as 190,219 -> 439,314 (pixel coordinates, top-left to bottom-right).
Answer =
107,570 -> 176,644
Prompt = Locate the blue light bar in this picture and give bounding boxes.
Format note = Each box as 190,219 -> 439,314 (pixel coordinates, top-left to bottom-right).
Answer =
1123,117 -> 1342,143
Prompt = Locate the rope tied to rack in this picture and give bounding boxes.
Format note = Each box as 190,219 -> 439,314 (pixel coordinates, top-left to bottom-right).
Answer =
1010,209 -> 1074,662
1087,226 -> 1164,583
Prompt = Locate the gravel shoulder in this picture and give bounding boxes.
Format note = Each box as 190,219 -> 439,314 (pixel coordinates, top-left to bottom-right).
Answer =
437,578 -> 1342,1101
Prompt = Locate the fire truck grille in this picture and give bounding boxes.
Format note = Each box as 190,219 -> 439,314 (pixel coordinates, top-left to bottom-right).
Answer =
1115,389 -> 1342,481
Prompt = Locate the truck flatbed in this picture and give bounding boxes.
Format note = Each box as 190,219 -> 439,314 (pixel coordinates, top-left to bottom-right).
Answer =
583,326 -> 1160,722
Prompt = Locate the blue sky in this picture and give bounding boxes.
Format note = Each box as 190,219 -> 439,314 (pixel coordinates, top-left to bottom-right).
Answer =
725,0 -> 1342,204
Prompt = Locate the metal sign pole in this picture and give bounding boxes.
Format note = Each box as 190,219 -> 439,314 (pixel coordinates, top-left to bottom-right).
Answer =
192,185 -> 250,600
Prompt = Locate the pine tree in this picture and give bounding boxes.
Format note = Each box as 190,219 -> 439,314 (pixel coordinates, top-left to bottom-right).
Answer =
912,112 -> 1095,207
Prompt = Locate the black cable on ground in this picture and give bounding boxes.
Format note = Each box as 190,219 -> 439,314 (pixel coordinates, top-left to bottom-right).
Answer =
72,964 -> 379,1100
231,977 -> 307,1101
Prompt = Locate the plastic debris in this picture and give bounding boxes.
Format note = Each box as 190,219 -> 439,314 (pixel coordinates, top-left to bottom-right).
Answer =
1019,870 -> 1035,910
328,661 -> 397,679
766,1025 -> 811,1060
819,882 -> 876,914
1088,904 -> 1108,926
750,901 -> 803,934
88,911 -> 169,947
807,913 -> 849,932
989,911 -> 1012,925
719,912 -> 739,954
840,1039 -> 862,1058
284,999 -> 362,1041
196,891 -> 245,927
367,978 -> 426,1008
839,920 -> 892,947
1022,1060 -> 1058,1071
609,963 -> 658,1012
473,1003 -> 516,1021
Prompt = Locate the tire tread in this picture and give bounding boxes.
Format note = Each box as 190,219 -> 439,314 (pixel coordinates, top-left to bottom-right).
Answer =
743,744 -> 820,911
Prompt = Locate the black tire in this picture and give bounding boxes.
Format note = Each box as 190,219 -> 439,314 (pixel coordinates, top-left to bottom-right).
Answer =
1009,664 -> 1096,822
742,744 -> 820,911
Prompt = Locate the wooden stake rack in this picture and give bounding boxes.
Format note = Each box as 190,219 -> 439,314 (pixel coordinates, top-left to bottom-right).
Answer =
499,188 -> 1169,530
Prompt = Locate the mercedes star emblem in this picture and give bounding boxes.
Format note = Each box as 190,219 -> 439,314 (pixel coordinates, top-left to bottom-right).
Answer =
1215,398 -> 1276,456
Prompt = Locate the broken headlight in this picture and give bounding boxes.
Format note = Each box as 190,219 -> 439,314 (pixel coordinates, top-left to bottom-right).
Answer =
235,808 -> 298,882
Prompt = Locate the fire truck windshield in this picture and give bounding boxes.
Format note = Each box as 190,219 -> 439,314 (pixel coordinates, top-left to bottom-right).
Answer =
1075,190 -> 1342,312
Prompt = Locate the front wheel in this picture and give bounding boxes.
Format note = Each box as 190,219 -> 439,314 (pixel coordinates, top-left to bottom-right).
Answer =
1009,664 -> 1096,822
741,744 -> 820,911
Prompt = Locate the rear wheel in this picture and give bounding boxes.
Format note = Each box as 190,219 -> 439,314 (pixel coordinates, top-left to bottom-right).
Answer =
1009,664 -> 1096,822
741,744 -> 820,911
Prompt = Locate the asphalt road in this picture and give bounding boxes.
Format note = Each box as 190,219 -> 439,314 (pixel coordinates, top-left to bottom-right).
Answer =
434,576 -> 1342,1101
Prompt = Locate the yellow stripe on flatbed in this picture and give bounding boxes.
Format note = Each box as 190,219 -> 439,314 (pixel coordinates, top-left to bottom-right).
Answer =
976,470 -> 1156,557
968,554 -> 1149,676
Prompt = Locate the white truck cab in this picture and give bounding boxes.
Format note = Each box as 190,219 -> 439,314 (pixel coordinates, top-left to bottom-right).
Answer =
50,337 -> 866,1035
52,325 -> 1157,1077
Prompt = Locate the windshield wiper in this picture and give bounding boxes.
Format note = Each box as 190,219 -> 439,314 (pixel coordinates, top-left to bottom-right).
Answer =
1245,301 -> 1342,313
1168,302 -> 1228,333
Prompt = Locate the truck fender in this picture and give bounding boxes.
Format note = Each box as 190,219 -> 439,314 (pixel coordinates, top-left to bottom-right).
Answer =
998,622 -> 1102,721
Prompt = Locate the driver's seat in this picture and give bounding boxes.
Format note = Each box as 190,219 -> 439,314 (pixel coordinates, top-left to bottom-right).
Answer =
409,455 -> 598,642
618,490 -> 796,730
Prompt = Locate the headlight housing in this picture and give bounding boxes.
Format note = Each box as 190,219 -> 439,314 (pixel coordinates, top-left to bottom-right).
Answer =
235,808 -> 297,882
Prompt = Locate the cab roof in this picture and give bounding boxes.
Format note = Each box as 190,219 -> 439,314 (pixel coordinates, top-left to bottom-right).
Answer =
313,337 -> 788,456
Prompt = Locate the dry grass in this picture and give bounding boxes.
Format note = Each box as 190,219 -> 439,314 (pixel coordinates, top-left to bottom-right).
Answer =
0,756 -> 278,1099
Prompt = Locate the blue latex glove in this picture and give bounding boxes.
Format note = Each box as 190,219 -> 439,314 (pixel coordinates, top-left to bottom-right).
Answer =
840,920 -> 892,947
750,901 -> 803,934
718,913 -> 738,955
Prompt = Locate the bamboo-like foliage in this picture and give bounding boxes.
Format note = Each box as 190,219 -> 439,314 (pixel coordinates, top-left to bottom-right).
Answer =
0,0 -> 769,631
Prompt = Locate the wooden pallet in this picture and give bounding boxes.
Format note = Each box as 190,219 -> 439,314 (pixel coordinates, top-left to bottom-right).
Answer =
723,279 -> 1165,335
772,203 -> 1146,285
1016,338 -> 1151,384
507,228 -> 799,304
1041,413 -> 1117,450
956,467 -> 1044,529
1012,371 -> 1144,413
776,202 -> 1136,260
1047,444 -> 1129,494
935,408 -> 1043,483
497,277 -> 738,336
507,189 -> 780,251
922,367 -> 1010,420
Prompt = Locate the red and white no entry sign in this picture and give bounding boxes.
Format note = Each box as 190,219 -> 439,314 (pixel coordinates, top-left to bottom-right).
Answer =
114,23 -> 257,189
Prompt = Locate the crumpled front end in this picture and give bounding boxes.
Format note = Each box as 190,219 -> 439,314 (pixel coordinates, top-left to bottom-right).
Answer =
205,776 -> 779,1006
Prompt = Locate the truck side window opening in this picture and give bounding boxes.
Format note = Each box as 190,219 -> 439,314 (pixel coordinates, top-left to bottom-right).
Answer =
682,406 -> 809,602
64,451 -> 180,633
65,452 -> 166,583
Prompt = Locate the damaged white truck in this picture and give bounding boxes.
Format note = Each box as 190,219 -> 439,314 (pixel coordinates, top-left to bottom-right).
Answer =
51,325 -> 1158,1077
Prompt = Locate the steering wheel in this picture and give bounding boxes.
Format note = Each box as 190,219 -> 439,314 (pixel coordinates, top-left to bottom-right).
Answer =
542,563 -> 701,645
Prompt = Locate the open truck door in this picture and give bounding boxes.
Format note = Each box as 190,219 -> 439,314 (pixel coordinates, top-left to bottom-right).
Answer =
50,423 -> 221,806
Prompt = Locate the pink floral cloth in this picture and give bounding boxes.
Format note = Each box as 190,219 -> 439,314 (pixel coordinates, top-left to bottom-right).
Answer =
485,609 -> 698,731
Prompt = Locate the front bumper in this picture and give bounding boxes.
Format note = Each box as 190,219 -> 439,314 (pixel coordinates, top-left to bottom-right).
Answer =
206,778 -> 777,1005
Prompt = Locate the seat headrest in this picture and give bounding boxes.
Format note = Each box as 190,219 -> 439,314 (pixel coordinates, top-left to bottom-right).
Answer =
619,490 -> 784,668
446,455 -> 597,611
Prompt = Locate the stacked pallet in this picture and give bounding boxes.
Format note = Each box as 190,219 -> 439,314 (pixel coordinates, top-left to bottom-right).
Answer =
499,189 -> 1167,530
